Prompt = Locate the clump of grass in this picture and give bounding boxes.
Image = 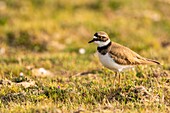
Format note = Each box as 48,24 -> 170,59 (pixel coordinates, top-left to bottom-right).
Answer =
109,0 -> 122,10
43,86 -> 69,102
12,76 -> 27,83
1,92 -> 27,104
30,0 -> 45,8
5,31 -> 47,52
5,0 -> 22,9
0,16 -> 8,26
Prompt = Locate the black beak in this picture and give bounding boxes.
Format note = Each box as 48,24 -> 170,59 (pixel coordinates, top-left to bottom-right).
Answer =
88,39 -> 95,43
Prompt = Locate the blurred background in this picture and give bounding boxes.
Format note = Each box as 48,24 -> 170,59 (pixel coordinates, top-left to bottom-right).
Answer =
0,1 -> 170,112
0,0 -> 170,69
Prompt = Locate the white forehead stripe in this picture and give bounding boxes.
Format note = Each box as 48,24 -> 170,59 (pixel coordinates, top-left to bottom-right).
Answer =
98,39 -> 111,47
93,36 -> 97,39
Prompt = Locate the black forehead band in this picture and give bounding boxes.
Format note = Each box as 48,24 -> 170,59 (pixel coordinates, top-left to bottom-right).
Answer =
93,38 -> 107,42
94,33 -> 107,38
94,33 -> 98,37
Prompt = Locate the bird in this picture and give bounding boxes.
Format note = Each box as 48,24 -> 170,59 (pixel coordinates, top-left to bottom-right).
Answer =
88,31 -> 160,84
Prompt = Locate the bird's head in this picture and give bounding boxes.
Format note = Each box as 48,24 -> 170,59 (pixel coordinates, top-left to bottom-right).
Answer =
88,31 -> 111,47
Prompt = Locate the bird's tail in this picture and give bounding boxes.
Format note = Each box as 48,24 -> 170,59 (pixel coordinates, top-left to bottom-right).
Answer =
146,59 -> 160,65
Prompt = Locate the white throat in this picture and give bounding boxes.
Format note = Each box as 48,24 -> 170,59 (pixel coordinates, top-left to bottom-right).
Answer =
94,39 -> 111,47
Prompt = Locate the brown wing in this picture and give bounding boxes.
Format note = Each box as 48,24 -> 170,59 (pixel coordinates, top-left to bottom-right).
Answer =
108,42 -> 159,65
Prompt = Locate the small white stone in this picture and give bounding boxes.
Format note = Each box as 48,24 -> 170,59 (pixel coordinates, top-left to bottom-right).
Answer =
79,48 -> 86,54
32,68 -> 54,77
39,68 -> 47,74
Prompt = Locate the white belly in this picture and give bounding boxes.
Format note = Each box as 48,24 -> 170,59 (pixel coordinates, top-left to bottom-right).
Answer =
98,52 -> 134,72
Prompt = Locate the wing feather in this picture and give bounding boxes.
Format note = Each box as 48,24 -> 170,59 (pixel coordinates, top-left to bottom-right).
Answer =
108,42 -> 150,65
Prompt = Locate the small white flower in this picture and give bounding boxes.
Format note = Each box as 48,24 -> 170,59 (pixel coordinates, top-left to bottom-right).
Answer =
20,72 -> 24,76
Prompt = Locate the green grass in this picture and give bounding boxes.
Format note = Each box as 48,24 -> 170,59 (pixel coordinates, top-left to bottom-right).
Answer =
0,0 -> 170,112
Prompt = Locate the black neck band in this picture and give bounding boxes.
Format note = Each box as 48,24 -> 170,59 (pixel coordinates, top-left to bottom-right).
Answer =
97,41 -> 111,55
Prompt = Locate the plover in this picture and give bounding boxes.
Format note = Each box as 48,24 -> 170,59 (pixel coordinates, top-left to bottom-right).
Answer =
88,31 -> 160,83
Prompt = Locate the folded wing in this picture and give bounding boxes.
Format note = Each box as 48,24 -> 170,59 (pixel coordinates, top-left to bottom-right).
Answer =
109,42 -> 160,65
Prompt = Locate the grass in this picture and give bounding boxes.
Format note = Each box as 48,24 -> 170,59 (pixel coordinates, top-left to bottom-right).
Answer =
0,0 -> 170,112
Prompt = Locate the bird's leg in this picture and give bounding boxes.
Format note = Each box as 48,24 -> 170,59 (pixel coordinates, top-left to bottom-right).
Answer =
113,72 -> 118,88
118,72 -> 121,87
113,71 -> 122,88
